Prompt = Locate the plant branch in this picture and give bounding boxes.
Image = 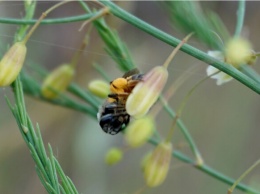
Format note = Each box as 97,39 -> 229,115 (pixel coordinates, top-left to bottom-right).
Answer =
99,1 -> 260,94
7,77 -> 79,194
148,138 -> 260,194
0,13 -> 98,25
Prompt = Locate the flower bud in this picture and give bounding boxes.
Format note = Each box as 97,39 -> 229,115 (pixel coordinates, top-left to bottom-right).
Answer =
225,37 -> 252,68
88,79 -> 110,98
143,141 -> 172,187
105,147 -> 123,165
126,66 -> 168,118
125,115 -> 155,148
41,64 -> 74,99
0,42 -> 27,86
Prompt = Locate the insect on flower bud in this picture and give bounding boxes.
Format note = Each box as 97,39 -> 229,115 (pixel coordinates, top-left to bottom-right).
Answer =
0,42 -> 27,87
143,141 -> 172,187
126,66 -> 168,118
105,147 -> 123,165
41,64 -> 74,99
88,80 -> 110,98
225,37 -> 252,68
125,115 -> 155,148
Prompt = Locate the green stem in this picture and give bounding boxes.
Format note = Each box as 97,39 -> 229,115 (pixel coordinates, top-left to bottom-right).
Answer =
160,97 -> 203,165
92,63 -> 111,82
100,1 -> 260,94
228,158 -> 260,194
148,138 -> 260,194
234,0 -> 246,37
70,26 -> 92,68
0,13 -> 97,25
22,0 -> 73,44
163,33 -> 193,69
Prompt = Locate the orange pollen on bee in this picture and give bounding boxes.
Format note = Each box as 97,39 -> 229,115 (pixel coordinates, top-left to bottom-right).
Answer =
110,78 -> 128,93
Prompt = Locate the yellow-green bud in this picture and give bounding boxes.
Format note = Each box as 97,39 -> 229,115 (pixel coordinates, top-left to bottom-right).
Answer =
105,147 -> 123,165
125,116 -> 155,148
144,141 -> 172,187
88,79 -> 110,98
0,42 -> 27,86
141,151 -> 152,171
126,66 -> 168,118
225,37 -> 252,68
41,64 -> 74,99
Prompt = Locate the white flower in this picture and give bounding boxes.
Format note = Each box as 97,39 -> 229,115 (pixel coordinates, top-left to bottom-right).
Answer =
206,50 -> 233,85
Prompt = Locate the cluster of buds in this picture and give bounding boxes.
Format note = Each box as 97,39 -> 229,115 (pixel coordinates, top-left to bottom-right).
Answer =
104,34 -> 193,187
207,37 -> 257,85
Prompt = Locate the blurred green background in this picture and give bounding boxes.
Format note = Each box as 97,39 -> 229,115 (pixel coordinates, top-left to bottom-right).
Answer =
0,1 -> 260,194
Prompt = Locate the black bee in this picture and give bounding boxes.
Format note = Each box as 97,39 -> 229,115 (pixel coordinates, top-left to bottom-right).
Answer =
97,68 -> 143,135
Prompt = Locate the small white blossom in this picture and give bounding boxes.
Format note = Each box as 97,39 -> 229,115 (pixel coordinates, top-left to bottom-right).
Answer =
206,50 -> 233,85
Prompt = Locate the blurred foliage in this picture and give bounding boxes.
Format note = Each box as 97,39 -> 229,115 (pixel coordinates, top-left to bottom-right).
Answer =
161,1 -> 230,50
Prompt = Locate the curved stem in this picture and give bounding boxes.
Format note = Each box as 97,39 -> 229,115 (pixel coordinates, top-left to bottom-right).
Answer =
228,158 -> 260,194
163,33 -> 193,69
22,0 -> 73,44
100,1 -> 260,94
234,0 -> 246,37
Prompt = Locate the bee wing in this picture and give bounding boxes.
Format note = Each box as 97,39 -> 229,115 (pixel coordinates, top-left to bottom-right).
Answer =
122,68 -> 140,78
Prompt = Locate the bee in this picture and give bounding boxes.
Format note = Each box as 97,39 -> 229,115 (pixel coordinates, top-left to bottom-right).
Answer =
97,68 -> 144,135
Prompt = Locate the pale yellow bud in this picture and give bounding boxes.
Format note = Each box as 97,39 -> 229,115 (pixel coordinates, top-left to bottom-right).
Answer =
41,64 -> 74,99
88,80 -> 110,98
225,37 -> 252,68
141,151 -> 152,171
0,42 -> 27,86
144,141 -> 172,187
126,66 -> 168,118
125,116 -> 155,148
105,147 -> 123,165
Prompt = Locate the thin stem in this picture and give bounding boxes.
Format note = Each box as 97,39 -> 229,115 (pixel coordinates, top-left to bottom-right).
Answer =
234,0 -> 246,37
78,7 -> 110,31
70,26 -> 92,68
161,100 -> 203,164
228,158 -> 260,194
163,33 -> 193,69
22,0 -> 73,44
100,1 -> 260,94
165,71 -> 220,148
151,65 -> 199,117
0,13 -> 99,25
177,70 -> 220,118
148,138 -> 260,194
92,63 -> 111,82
